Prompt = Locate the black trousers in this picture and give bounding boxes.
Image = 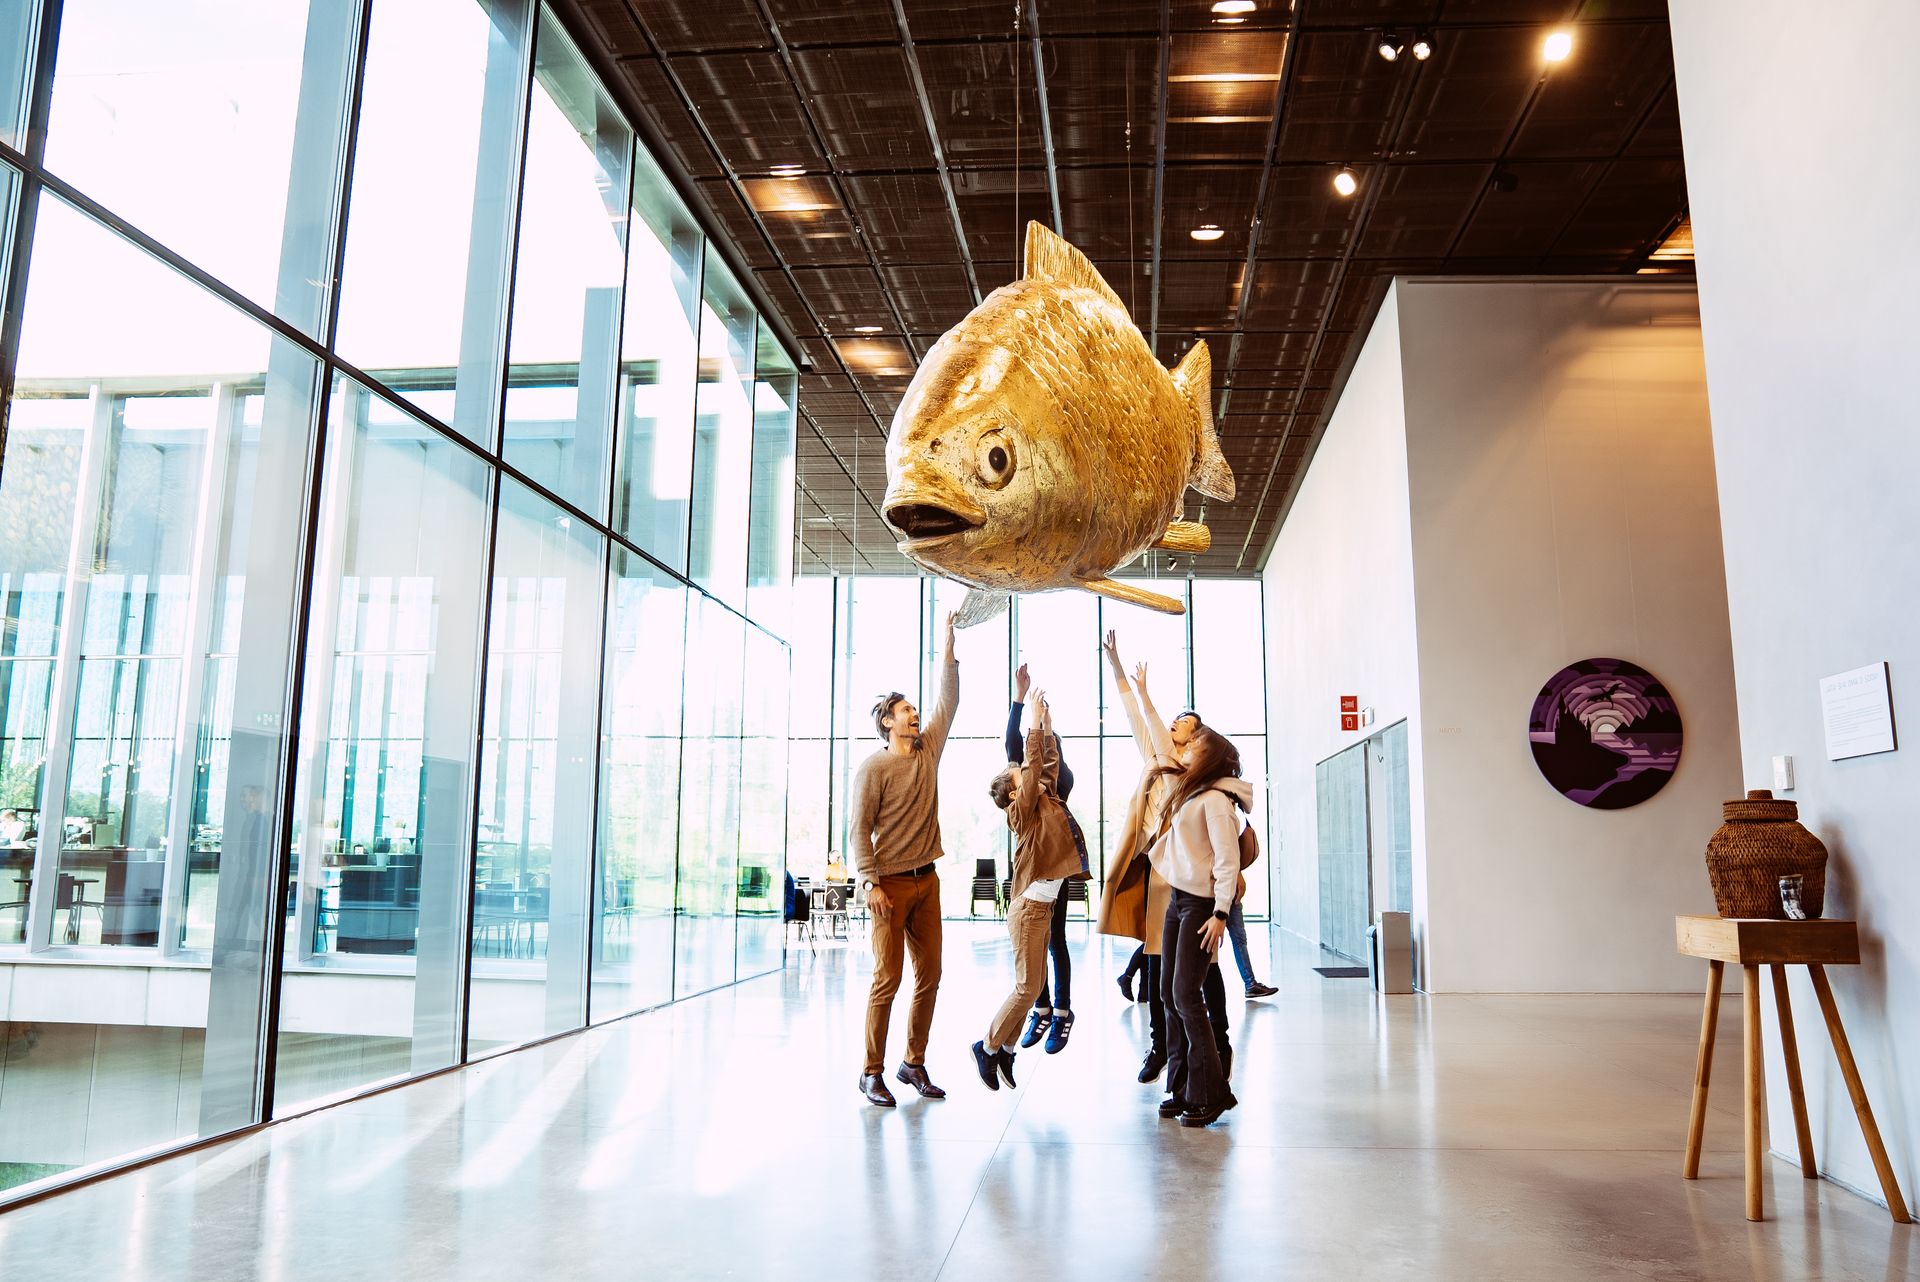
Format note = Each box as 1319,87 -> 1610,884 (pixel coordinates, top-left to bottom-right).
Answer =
1144,944 -> 1228,1061
1162,889 -> 1230,1110
1032,890 -> 1072,1011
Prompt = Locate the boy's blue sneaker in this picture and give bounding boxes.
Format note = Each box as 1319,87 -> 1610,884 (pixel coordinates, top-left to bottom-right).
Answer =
1044,1010 -> 1074,1054
1019,1009 -> 1051,1049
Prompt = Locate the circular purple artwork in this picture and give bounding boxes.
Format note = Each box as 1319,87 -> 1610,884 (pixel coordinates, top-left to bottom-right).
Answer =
1528,658 -> 1682,809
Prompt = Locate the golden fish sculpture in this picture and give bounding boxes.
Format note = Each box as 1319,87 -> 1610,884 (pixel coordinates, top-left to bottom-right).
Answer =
882,222 -> 1233,624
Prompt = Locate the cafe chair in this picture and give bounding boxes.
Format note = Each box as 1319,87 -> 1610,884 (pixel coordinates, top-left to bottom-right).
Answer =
970,859 -> 1001,918
56,873 -> 102,945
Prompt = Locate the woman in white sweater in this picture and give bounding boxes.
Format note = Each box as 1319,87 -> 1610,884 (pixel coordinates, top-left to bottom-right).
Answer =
1146,726 -> 1253,1127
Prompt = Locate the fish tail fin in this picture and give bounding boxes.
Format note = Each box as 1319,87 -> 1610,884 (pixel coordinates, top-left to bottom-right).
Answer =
1171,341 -> 1235,502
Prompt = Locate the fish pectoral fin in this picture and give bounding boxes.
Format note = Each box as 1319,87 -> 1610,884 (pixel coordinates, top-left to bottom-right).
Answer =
1152,521 -> 1212,554
1077,577 -> 1186,616
1171,342 -> 1235,503
954,588 -> 1012,629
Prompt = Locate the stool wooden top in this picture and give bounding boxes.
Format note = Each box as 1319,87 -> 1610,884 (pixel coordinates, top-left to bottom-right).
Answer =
1675,915 -> 1859,965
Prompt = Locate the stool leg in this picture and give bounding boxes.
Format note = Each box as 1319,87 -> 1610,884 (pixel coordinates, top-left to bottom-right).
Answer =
1807,964 -> 1913,1224
1742,963 -> 1765,1221
1769,964 -> 1817,1177
1684,959 -> 1724,1179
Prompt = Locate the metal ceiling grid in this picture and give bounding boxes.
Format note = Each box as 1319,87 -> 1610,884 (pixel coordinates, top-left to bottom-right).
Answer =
570,0 -> 1689,575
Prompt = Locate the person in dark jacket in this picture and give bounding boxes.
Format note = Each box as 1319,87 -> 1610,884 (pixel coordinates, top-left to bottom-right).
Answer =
1006,663 -> 1090,1054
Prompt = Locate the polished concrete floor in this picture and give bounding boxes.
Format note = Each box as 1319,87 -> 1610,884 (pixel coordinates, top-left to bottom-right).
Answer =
1,923 -> 1914,1280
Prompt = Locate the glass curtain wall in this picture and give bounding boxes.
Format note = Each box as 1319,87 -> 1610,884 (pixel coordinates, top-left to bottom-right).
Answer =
788,575 -> 1270,919
0,0 -> 794,1203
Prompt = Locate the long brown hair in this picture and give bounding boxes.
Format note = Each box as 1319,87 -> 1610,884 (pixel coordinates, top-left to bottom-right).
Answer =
1150,726 -> 1244,821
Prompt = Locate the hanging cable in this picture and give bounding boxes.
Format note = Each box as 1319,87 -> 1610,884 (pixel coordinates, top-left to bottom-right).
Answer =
1012,0 -> 1022,271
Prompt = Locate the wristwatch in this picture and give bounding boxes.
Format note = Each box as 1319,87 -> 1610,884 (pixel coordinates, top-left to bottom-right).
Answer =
1212,909 -> 1229,922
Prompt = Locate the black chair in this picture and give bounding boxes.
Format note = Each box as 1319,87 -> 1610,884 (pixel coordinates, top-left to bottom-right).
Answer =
1064,877 -> 1091,919
56,873 -> 103,944
969,858 -> 1001,918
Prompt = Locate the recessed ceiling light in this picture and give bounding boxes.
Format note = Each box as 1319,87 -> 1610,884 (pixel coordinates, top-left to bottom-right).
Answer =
1190,224 -> 1226,242
852,325 -> 884,334
1212,15 -> 1246,23
1211,0 -> 1256,13
1377,32 -> 1403,62
1332,167 -> 1358,197
770,163 -> 805,177
1411,33 -> 1433,61
1543,30 -> 1573,63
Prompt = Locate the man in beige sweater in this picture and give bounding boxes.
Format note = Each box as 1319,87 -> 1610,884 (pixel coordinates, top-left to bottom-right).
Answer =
852,611 -> 959,1107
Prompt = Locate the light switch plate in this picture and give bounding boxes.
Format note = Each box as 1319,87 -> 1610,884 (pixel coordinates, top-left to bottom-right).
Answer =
1772,755 -> 1794,791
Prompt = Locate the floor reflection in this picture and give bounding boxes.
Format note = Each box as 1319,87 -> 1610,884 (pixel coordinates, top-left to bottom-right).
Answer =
0,924 -> 1915,1281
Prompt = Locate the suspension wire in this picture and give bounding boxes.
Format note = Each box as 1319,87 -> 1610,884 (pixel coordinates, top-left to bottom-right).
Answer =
1012,0 -> 1022,272
1125,49 -> 1136,316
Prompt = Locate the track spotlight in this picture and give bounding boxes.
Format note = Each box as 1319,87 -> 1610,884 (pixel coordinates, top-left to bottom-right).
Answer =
1411,33 -> 1433,61
1543,29 -> 1573,63
1332,167 -> 1358,197
1377,32 -> 1404,62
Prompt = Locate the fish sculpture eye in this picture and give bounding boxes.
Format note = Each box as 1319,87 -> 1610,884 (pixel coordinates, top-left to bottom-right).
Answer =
975,431 -> 1016,489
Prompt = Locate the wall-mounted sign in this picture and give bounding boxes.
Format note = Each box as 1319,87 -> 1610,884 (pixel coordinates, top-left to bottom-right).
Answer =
1341,713 -> 1359,732
1340,695 -> 1358,713
1820,662 -> 1896,761
1528,658 -> 1683,809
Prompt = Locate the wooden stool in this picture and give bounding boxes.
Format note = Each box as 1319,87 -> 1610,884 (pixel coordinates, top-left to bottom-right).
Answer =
1676,915 -> 1911,1223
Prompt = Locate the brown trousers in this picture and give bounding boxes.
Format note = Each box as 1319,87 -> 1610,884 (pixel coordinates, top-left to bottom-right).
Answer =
864,871 -> 944,1076
985,895 -> 1056,1051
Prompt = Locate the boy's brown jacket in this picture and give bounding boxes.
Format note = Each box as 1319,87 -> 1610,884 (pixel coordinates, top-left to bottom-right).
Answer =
1008,722 -> 1083,900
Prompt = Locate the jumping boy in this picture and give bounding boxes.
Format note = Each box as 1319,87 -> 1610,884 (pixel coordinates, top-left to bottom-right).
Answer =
972,689 -> 1082,1089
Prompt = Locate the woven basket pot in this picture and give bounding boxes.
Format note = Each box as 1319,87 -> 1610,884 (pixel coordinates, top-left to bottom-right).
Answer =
1704,789 -> 1828,918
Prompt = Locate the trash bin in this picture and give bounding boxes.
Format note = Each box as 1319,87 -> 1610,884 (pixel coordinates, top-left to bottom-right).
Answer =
1368,910 -> 1413,994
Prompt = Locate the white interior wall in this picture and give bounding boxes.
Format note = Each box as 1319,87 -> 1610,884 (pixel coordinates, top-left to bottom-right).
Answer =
1670,0 -> 1920,1212
1261,288 -> 1423,949
1263,279 -> 1742,994
1398,279 -> 1742,993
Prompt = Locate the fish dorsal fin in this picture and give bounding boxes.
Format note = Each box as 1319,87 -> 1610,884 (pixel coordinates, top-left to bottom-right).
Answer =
1171,341 -> 1235,502
1023,222 -> 1126,314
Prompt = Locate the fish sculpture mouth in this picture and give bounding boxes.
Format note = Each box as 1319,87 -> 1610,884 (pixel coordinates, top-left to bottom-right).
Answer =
884,501 -> 984,544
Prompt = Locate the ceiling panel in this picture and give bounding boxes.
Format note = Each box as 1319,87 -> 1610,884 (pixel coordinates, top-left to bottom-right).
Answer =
791,47 -> 935,172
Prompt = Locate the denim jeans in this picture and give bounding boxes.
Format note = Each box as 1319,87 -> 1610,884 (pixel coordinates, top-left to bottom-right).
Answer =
1226,901 -> 1256,988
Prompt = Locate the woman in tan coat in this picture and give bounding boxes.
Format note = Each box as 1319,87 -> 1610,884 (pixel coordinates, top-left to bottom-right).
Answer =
1095,632 -> 1231,1088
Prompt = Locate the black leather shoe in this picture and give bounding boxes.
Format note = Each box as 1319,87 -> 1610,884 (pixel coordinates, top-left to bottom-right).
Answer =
859,1072 -> 897,1107
1137,1050 -> 1166,1084
1246,982 -> 1278,998
994,1048 -> 1018,1089
896,1062 -> 946,1099
1179,1093 -> 1237,1128
1117,974 -> 1134,1002
970,1041 -> 1000,1091
1157,1095 -> 1189,1119
1019,1009 -> 1051,1049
